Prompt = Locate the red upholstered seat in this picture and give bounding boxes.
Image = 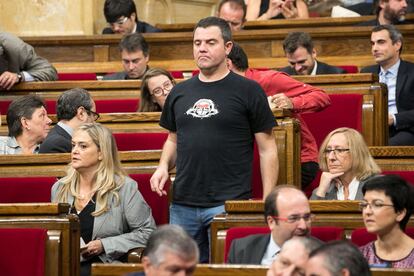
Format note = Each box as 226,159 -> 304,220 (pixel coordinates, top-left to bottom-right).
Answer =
302,94 -> 363,148
57,73 -> 97,80
337,65 -> 359,74
382,171 -> 414,185
0,228 -> 47,276
113,132 -> 168,151
0,177 -> 56,203
169,71 -> 184,79
351,227 -> 414,247
129,174 -> 170,225
224,226 -> 344,262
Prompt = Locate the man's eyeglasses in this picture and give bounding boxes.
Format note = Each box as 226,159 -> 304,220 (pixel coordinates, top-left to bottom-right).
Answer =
323,148 -> 350,156
151,80 -> 174,97
110,16 -> 129,27
272,213 -> 315,223
358,201 -> 394,211
85,109 -> 100,121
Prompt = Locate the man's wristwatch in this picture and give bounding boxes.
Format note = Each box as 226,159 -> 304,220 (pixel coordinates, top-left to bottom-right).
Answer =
16,73 -> 23,83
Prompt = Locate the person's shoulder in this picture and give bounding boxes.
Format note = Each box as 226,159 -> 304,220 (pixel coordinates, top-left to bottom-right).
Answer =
233,233 -> 269,245
102,27 -> 114,34
137,21 -> 162,33
356,19 -> 378,26
360,64 -> 378,73
400,60 -> 414,69
103,72 -> 126,80
279,66 -> 295,75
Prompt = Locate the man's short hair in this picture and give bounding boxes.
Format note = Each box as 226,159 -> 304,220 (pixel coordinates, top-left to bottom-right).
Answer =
119,33 -> 149,56
309,241 -> 371,276
372,24 -> 403,53
104,0 -> 137,23
284,236 -> 323,255
7,95 -> 46,137
143,225 -> 199,266
218,0 -> 247,20
264,185 -> 303,222
227,43 -> 249,71
194,16 -> 232,43
283,32 -> 314,55
56,88 -> 94,121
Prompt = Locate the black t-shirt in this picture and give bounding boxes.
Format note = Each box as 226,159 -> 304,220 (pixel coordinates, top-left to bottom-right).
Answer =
160,71 -> 276,207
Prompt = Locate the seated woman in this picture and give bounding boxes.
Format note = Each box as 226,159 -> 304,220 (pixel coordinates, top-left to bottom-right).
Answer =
311,127 -> 381,200
51,123 -> 156,276
139,68 -> 176,112
359,174 -> 414,268
246,0 -> 309,21
0,95 -> 52,154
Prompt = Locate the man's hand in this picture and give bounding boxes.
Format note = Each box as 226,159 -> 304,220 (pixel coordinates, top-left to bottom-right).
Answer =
388,114 -> 394,126
150,166 -> 169,196
0,71 -> 19,90
268,93 -> 293,109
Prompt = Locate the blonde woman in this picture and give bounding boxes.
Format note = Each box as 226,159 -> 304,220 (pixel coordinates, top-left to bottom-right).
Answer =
311,128 -> 381,200
139,68 -> 176,112
51,123 -> 155,276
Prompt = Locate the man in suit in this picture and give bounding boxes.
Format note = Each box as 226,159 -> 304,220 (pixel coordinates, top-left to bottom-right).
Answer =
279,32 -> 346,76
127,225 -> 199,276
39,88 -> 98,153
217,0 -> 247,32
361,24 -> 414,145
227,185 -> 312,265
103,33 -> 149,80
102,0 -> 160,35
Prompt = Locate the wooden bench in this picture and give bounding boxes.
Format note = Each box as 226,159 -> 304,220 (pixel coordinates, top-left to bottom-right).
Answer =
22,25 -> 414,63
90,263 -> 414,276
211,199 -> 414,263
0,203 -> 79,276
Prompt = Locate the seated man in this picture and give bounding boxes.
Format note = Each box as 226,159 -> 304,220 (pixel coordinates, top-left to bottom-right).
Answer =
228,43 -> 330,188
127,225 -> 199,276
0,32 -> 57,90
279,32 -> 346,76
102,0 -> 160,34
103,33 -> 149,80
306,241 -> 371,276
39,88 -> 98,153
361,24 -> 414,145
358,0 -> 412,26
267,236 -> 323,276
217,0 -> 247,32
227,185 -> 313,265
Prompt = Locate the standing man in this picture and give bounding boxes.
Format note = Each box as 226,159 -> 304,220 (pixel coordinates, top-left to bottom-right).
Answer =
102,0 -> 160,35
280,32 -> 346,76
0,32 -> 57,90
227,186 -> 313,265
361,25 -> 414,145
227,43 -> 330,188
39,88 -> 98,153
217,0 -> 247,31
150,17 -> 278,263
103,33 -> 149,80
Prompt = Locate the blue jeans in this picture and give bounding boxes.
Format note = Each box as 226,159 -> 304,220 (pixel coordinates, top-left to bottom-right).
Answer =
170,203 -> 225,263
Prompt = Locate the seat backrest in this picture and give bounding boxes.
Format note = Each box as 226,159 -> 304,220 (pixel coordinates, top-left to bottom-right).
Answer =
302,94 -> 363,148
337,65 -> 359,74
129,174 -> 170,225
224,226 -> 344,263
351,227 -> 414,247
169,71 -> 184,79
0,228 -> 47,276
44,99 -> 140,114
382,171 -> 414,186
113,132 -> 168,151
0,177 -> 56,203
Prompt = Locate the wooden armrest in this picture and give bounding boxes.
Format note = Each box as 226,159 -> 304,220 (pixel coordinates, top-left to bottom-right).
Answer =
127,247 -> 145,263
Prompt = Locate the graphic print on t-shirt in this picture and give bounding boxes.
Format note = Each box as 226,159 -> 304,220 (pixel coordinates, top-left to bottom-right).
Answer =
185,99 -> 219,118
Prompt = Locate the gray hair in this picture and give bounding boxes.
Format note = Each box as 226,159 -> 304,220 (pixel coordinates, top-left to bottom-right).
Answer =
309,241 -> 371,276
283,236 -> 323,255
144,225 -> 199,266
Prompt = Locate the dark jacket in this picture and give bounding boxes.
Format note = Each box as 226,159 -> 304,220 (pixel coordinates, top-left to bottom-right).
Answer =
102,20 -> 161,34
280,61 -> 346,75
39,124 -> 72,153
227,233 -> 270,264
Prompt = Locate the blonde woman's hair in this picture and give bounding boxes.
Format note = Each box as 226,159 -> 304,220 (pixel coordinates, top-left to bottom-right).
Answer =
54,123 -> 127,216
139,68 -> 176,112
318,127 -> 381,181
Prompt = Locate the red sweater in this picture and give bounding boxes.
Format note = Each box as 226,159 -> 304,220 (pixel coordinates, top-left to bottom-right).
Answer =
245,69 -> 331,163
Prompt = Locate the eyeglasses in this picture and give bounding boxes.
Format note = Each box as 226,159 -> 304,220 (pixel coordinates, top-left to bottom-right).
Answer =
272,213 -> 315,224
151,80 -> 174,96
110,17 -> 129,27
323,148 -> 350,156
85,109 -> 100,121
359,201 -> 394,211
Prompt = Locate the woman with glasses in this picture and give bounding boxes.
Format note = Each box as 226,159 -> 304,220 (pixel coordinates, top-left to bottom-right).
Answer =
359,174 -> 414,268
139,68 -> 176,112
51,123 -> 156,276
310,127 -> 381,200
